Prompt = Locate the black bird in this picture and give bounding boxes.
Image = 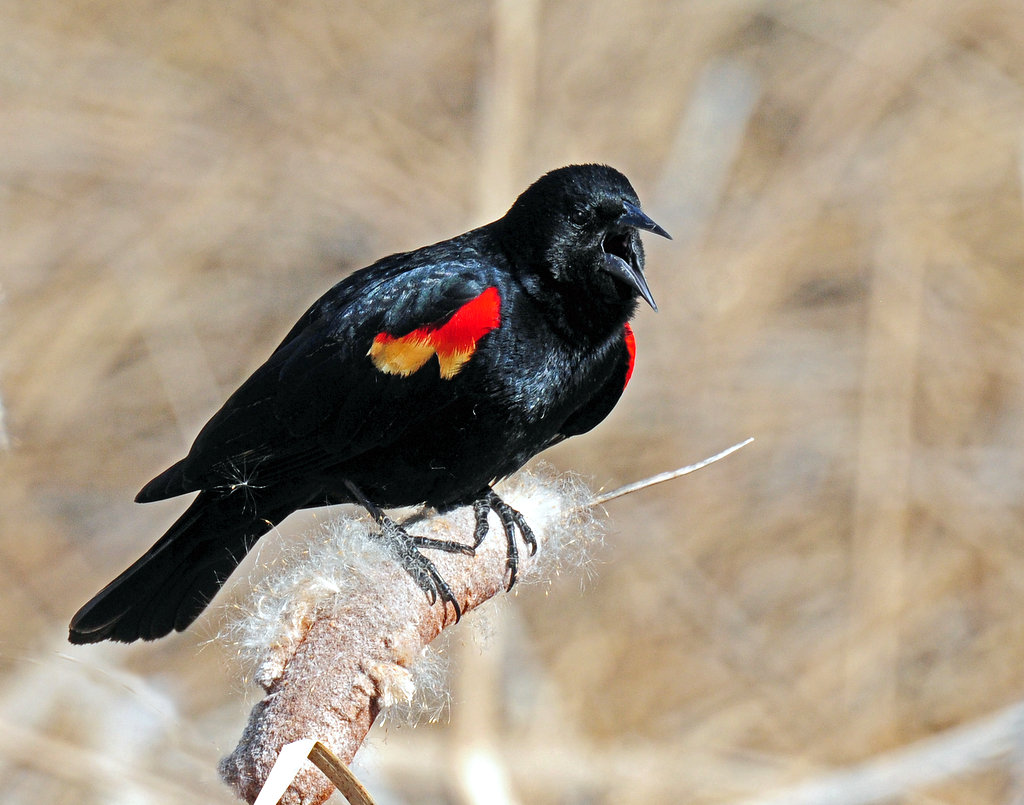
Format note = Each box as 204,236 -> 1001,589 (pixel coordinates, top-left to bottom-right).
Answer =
69,164 -> 669,644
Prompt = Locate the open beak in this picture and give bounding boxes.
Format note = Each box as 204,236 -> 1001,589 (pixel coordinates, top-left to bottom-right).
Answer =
620,200 -> 671,240
601,200 -> 669,312
603,250 -> 658,311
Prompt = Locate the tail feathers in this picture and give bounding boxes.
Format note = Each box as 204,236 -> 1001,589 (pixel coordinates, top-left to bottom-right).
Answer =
69,492 -> 293,644
135,458 -> 193,503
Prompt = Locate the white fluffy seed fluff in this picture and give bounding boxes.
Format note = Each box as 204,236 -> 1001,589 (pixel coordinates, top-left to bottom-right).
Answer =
221,467 -> 603,718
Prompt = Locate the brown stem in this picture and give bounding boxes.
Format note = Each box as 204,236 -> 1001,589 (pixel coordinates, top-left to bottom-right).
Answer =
219,444 -> 750,804
219,480 -> 564,805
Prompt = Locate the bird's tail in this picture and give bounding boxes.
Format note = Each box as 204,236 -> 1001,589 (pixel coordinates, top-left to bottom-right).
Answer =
69,491 -> 295,644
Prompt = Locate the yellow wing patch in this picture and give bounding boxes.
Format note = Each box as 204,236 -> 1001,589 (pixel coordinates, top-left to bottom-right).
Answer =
367,335 -> 437,377
367,287 -> 501,380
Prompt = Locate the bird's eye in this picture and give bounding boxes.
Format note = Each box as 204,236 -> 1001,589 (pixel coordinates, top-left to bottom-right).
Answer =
569,206 -> 589,226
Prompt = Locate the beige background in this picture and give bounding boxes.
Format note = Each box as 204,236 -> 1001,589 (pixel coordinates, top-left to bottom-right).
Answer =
3,1 -> 1024,802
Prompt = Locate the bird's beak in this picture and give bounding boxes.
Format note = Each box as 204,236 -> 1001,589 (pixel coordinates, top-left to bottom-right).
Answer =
603,249 -> 659,312
601,200 -> 669,312
620,200 -> 671,240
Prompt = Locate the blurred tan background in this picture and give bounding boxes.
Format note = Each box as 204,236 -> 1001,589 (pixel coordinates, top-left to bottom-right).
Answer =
4,0 -> 1024,802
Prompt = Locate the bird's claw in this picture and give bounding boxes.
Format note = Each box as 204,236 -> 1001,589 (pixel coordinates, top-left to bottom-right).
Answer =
391,534 -> 463,621
411,535 -> 476,556
345,479 -> 466,621
475,491 -> 538,591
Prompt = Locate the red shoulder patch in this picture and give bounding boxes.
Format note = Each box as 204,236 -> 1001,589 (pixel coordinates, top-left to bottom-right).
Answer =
368,287 -> 501,379
623,322 -> 636,389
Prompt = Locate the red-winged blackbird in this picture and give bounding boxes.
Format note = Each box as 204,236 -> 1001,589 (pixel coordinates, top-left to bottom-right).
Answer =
69,164 -> 669,644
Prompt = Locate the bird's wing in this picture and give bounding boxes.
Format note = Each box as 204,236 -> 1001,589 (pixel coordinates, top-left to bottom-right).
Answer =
272,260 -> 502,446
137,256 -> 503,501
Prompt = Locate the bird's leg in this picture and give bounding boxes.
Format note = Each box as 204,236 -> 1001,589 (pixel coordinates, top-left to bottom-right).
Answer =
471,497 -> 491,549
344,480 -> 471,620
473,489 -> 539,591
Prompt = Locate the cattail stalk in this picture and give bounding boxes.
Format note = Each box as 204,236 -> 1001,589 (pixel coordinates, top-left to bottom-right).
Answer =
219,442 -> 750,804
219,470 -> 597,805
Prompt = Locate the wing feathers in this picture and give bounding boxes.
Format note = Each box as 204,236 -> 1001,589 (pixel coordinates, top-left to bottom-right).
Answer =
139,261 -> 503,499
368,286 -> 501,379
623,322 -> 636,389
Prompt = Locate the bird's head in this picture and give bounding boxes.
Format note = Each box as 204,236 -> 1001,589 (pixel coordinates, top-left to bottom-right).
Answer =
497,164 -> 670,314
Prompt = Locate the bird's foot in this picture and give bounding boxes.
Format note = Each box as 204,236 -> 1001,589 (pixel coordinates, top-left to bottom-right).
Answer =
381,516 -> 469,621
345,481 -> 471,621
473,490 -> 538,590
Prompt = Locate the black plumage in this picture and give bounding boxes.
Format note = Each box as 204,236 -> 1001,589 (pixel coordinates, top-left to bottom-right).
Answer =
69,164 -> 669,644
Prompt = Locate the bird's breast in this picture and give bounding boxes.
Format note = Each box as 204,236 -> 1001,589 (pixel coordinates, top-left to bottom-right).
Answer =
482,325 -> 619,426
